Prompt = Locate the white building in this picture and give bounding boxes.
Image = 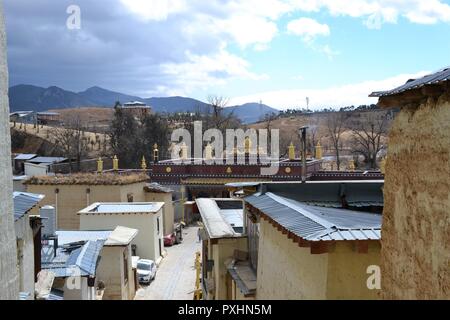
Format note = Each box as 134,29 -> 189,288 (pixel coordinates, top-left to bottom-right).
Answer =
79,202 -> 165,263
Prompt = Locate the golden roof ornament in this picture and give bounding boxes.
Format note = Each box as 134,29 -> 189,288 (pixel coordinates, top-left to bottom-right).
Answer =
288,142 -> 296,160
141,156 -> 147,170
113,155 -> 119,171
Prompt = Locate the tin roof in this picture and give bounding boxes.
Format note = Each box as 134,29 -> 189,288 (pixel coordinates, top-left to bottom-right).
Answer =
41,239 -> 104,278
13,192 -> 45,221
56,230 -> 113,246
196,198 -> 244,239
14,154 -> 37,160
79,202 -> 164,215
370,67 -> 450,97
56,226 -> 138,247
245,192 -> 381,242
27,157 -> 67,164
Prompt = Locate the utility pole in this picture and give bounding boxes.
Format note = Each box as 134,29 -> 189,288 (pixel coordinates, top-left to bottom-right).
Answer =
299,126 -> 308,183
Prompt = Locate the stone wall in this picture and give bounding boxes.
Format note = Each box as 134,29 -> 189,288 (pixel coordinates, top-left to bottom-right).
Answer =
0,1 -> 19,300
382,92 -> 450,299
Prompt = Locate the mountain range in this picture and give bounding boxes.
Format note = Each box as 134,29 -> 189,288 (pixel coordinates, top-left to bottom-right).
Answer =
9,84 -> 278,124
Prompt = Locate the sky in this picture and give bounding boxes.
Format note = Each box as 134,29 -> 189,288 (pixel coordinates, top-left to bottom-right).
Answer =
3,0 -> 450,109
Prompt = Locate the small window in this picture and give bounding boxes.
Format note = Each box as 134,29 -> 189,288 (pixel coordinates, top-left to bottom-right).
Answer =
157,217 -> 160,235
123,251 -> 129,283
127,193 -> 134,203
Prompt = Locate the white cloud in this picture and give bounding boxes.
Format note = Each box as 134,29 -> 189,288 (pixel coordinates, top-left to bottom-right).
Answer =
287,18 -> 330,42
230,71 -> 430,109
159,49 -> 269,95
288,0 -> 450,27
120,0 -> 187,21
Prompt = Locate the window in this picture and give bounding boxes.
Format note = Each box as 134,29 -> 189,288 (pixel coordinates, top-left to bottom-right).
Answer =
123,250 -> 129,284
157,217 -> 160,235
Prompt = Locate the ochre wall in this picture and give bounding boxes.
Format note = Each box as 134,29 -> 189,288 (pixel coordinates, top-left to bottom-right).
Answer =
382,94 -> 450,299
26,182 -> 147,230
327,241 -> 381,300
256,219 -> 382,300
145,192 -> 175,235
212,238 -> 248,300
256,219 -> 328,300
97,245 -> 134,300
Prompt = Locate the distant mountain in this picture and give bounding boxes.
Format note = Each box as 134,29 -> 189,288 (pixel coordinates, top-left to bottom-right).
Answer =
226,103 -> 278,124
145,96 -> 210,113
78,86 -> 141,106
8,84 -> 279,124
9,84 -> 93,112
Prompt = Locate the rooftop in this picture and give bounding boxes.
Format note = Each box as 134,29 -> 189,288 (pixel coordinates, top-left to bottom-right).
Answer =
56,226 -> 138,247
196,198 -> 244,239
370,67 -> 450,98
144,182 -> 174,193
14,153 -> 37,161
25,172 -> 149,186
79,202 -> 164,215
245,192 -> 381,242
13,191 -> 45,221
27,157 -> 67,164
41,239 -> 104,278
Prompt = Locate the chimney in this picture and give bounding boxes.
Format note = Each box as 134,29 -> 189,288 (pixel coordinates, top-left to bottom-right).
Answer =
40,206 -> 56,239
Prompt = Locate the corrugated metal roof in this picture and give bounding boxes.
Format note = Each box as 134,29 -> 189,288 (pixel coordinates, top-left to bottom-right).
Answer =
14,154 -> 37,160
56,230 -> 113,246
370,67 -> 450,97
41,240 -> 104,278
245,192 -> 381,242
13,192 -> 45,221
27,157 -> 67,164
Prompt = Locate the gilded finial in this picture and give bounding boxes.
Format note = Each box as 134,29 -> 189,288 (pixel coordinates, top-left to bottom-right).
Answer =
97,157 -> 103,173
288,142 -> 296,160
315,141 -> 323,160
113,155 -> 119,171
141,156 -> 147,170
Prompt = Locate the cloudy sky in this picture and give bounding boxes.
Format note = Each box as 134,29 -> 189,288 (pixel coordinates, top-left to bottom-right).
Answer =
3,0 -> 450,109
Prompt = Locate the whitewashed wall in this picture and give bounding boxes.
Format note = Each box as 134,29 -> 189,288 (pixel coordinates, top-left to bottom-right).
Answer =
0,1 -> 19,300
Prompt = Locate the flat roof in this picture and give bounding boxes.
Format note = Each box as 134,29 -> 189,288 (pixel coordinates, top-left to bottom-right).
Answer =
79,202 -> 164,215
196,198 -> 244,239
14,154 -> 37,160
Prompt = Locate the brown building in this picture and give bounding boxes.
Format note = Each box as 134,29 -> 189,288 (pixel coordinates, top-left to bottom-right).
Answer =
370,67 -> 450,299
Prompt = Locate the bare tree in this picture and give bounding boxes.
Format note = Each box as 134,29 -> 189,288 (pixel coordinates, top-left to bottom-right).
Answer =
50,114 -> 89,172
206,95 -> 239,130
325,111 -> 348,170
350,111 -> 390,169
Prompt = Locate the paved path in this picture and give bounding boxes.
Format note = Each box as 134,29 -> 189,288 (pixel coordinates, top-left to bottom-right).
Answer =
135,226 -> 201,300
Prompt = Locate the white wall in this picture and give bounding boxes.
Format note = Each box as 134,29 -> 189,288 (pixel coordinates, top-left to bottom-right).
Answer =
14,215 -> 35,296
24,162 -> 48,176
0,1 -> 19,300
80,209 -> 164,261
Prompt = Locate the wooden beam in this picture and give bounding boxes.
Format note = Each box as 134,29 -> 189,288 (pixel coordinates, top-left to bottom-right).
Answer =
421,84 -> 445,97
298,238 -> 310,248
311,242 -> 329,254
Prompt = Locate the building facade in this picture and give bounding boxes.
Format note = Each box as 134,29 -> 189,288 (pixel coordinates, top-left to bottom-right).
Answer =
0,2 -> 19,299
371,68 -> 450,299
79,202 -> 165,262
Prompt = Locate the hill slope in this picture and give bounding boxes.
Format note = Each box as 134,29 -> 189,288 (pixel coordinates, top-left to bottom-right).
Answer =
9,84 -> 279,123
